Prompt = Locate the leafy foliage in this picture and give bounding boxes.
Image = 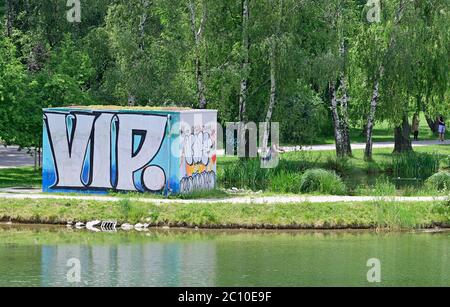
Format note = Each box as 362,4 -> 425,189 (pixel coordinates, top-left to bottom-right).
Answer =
299,169 -> 346,195
426,172 -> 450,192
1,0 -> 450,160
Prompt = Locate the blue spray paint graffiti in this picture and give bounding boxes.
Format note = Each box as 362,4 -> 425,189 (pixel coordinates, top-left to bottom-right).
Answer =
42,108 -> 217,195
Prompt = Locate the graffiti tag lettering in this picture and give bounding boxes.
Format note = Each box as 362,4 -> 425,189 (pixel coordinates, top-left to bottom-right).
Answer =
44,111 -> 168,192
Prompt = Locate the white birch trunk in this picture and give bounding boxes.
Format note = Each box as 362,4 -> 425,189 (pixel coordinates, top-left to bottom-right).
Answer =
189,0 -> 207,109
364,0 -> 408,160
339,76 -> 352,156
262,43 -> 276,152
330,82 -> 344,156
6,0 -> 13,37
239,0 -> 250,122
364,79 -> 379,160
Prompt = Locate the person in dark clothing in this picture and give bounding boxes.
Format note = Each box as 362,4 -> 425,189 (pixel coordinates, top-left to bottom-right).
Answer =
438,116 -> 446,142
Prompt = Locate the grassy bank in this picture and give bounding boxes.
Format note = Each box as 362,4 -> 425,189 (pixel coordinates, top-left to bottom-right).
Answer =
2,144 -> 450,197
0,167 -> 41,188
0,198 -> 449,230
219,145 -> 450,196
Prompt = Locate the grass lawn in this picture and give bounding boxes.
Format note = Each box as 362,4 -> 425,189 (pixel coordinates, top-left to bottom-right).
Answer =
1,144 -> 450,197
218,144 -> 450,196
0,167 -> 42,189
309,114 -> 448,145
0,198 -> 449,230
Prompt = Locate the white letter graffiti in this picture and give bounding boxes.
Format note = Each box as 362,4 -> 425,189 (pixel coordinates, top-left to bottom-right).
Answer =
67,258 -> 81,283
366,0 -> 381,23
367,258 -> 381,283
115,114 -> 168,191
43,109 -> 218,194
45,113 -> 95,188
66,0 -> 81,23
90,113 -> 115,189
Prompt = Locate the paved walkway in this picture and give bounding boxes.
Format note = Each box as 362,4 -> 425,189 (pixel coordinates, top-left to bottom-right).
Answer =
1,140 -> 448,168
287,139 -> 450,152
217,139 -> 450,155
0,193 -> 446,205
0,146 -> 38,169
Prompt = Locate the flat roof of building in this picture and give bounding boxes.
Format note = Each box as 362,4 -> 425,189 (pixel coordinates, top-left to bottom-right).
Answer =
44,105 -> 217,114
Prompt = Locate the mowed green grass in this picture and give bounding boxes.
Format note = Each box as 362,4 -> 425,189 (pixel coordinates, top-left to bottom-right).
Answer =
0,145 -> 450,192
0,167 -> 42,188
219,144 -> 450,175
0,198 -> 449,230
310,114 -> 447,145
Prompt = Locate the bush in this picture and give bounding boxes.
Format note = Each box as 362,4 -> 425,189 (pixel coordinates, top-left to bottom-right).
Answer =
269,171 -> 302,194
219,156 -> 313,191
425,172 -> 450,192
220,158 -> 271,191
299,169 -> 346,195
391,152 -> 440,180
325,157 -> 352,176
373,177 -> 396,196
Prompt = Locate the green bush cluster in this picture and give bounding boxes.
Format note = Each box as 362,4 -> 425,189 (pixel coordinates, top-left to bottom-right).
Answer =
426,172 -> 450,192
391,152 -> 440,180
373,177 -> 396,196
299,169 -> 346,195
220,157 -> 347,195
269,171 -> 303,194
219,156 -> 314,191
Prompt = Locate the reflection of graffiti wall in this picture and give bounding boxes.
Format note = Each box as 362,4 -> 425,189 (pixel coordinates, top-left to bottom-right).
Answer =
179,112 -> 217,194
43,107 -> 217,195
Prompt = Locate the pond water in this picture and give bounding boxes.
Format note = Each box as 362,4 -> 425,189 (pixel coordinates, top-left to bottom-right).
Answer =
0,225 -> 448,287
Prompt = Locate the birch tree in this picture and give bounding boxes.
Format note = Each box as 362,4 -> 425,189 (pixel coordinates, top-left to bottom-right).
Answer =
327,0 -> 357,158
188,0 -> 208,109
363,0 -> 412,160
261,0 -> 284,153
239,0 -> 250,123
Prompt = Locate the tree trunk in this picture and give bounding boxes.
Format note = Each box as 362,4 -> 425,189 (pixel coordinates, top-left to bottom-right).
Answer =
138,0 -> 150,51
330,82 -> 345,156
34,147 -> 37,171
5,0 -> 14,37
195,57 -> 207,109
238,0 -> 250,123
394,115 -> 413,153
425,115 -> 438,134
238,0 -> 250,158
364,79 -> 380,161
188,0 -> 208,109
38,147 -> 41,169
364,1 -> 409,160
262,42 -> 276,152
262,0 -> 282,153
339,76 -> 352,157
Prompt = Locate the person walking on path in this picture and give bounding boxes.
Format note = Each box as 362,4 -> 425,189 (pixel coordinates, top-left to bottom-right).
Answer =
412,113 -> 420,141
438,116 -> 446,142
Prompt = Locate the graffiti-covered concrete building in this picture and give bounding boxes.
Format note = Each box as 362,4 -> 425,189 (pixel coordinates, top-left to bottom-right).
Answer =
42,106 -> 217,195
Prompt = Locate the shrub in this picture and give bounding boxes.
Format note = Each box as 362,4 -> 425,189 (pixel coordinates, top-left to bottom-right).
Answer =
269,171 -> 302,194
325,157 -> 352,176
425,172 -> 450,192
219,156 -> 313,191
391,152 -> 440,180
299,169 -> 346,195
220,158 -> 271,191
373,177 -> 396,196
